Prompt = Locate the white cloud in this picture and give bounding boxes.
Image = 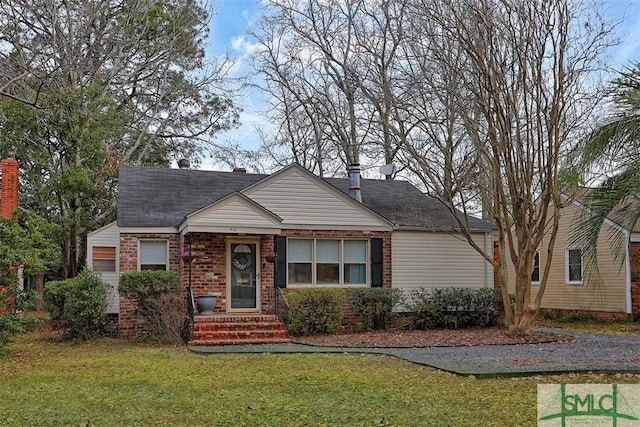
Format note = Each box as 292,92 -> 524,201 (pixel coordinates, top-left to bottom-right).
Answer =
231,35 -> 263,57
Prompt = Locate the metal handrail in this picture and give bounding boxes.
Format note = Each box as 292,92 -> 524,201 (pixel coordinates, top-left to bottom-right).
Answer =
186,286 -> 195,321
274,286 -> 289,326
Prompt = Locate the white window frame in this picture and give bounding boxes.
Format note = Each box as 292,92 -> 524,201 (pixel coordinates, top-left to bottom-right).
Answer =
92,246 -> 117,273
565,247 -> 583,286
287,238 -> 369,287
531,251 -> 540,285
138,240 -> 169,271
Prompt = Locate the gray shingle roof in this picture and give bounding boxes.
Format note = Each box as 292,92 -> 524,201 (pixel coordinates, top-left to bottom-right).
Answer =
117,165 -> 494,231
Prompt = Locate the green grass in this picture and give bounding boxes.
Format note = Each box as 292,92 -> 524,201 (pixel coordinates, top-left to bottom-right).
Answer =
537,317 -> 640,335
1,326 -> 639,426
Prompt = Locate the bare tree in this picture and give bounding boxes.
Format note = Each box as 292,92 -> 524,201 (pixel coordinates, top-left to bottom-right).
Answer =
397,20 -> 481,201
252,0 -> 389,175
251,0 -> 470,187
406,0 -> 615,333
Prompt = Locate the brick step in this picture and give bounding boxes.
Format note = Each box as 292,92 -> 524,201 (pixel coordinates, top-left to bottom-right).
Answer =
193,322 -> 287,332
193,314 -> 282,323
189,336 -> 291,346
192,327 -> 287,337
189,314 -> 289,346
191,327 -> 288,338
191,334 -> 289,342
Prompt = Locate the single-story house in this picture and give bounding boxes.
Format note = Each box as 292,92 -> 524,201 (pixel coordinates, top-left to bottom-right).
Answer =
506,190 -> 640,319
88,163 -> 495,343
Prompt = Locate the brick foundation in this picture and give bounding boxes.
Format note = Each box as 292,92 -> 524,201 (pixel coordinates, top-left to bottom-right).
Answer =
118,233 -> 180,337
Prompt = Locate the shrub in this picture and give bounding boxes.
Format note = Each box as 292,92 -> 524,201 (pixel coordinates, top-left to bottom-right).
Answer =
119,271 -> 186,343
16,289 -> 38,312
287,288 -> 346,336
558,312 -> 591,323
43,272 -> 106,339
347,288 -> 404,331
411,287 -> 503,329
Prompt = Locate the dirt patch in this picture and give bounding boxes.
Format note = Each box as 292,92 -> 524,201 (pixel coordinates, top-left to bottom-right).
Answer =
291,326 -> 579,348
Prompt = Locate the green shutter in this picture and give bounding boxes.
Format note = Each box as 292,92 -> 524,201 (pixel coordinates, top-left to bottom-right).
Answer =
274,235 -> 287,288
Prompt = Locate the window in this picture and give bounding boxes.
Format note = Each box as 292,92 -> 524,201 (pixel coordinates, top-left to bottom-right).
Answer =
316,240 -> 339,284
140,240 -> 168,271
531,252 -> 540,284
288,239 -> 312,284
344,240 -> 366,284
287,239 -> 368,286
93,246 -> 116,272
566,248 -> 583,285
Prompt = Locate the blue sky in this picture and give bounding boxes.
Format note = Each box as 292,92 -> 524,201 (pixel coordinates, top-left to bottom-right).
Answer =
205,0 -> 640,170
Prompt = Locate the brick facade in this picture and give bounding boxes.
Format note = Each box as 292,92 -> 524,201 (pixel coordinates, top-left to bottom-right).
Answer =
181,233 -> 277,314
118,233 -> 180,337
117,229 -> 393,335
493,240 -> 501,290
279,230 -> 392,331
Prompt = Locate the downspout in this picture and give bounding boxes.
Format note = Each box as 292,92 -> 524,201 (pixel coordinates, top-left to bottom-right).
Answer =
625,230 -> 632,314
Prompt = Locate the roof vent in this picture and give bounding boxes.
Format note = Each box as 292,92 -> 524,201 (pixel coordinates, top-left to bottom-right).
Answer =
347,164 -> 362,203
233,167 -> 246,173
177,159 -> 190,169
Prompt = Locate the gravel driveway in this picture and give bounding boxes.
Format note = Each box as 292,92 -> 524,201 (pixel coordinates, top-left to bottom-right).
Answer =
189,327 -> 640,377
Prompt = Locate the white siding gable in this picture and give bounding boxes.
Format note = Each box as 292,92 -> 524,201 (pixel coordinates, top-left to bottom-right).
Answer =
181,193 -> 282,234
242,165 -> 391,231
87,221 -> 120,314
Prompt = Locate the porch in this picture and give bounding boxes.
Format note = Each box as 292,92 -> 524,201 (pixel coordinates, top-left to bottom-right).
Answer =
186,277 -> 290,346
188,314 -> 289,346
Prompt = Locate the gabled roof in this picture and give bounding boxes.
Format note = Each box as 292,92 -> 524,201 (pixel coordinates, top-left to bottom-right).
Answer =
180,192 -> 282,235
117,164 -> 494,232
240,164 -> 392,229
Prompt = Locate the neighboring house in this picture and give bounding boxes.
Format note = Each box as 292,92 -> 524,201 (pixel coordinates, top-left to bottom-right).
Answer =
89,163 -> 495,343
507,191 -> 640,319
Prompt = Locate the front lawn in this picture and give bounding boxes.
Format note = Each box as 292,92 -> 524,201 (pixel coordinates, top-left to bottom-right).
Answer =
537,316 -> 640,335
1,326 -> 638,426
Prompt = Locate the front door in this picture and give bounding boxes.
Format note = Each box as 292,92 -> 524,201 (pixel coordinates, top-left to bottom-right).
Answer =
228,241 -> 260,311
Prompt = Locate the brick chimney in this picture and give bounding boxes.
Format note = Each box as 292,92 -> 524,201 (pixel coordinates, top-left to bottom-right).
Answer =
1,158 -> 19,219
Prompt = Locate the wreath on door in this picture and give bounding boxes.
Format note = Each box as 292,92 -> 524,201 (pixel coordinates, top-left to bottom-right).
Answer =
232,245 -> 252,271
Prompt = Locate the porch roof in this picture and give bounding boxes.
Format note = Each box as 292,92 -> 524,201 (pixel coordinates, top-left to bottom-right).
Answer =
179,192 -> 282,235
